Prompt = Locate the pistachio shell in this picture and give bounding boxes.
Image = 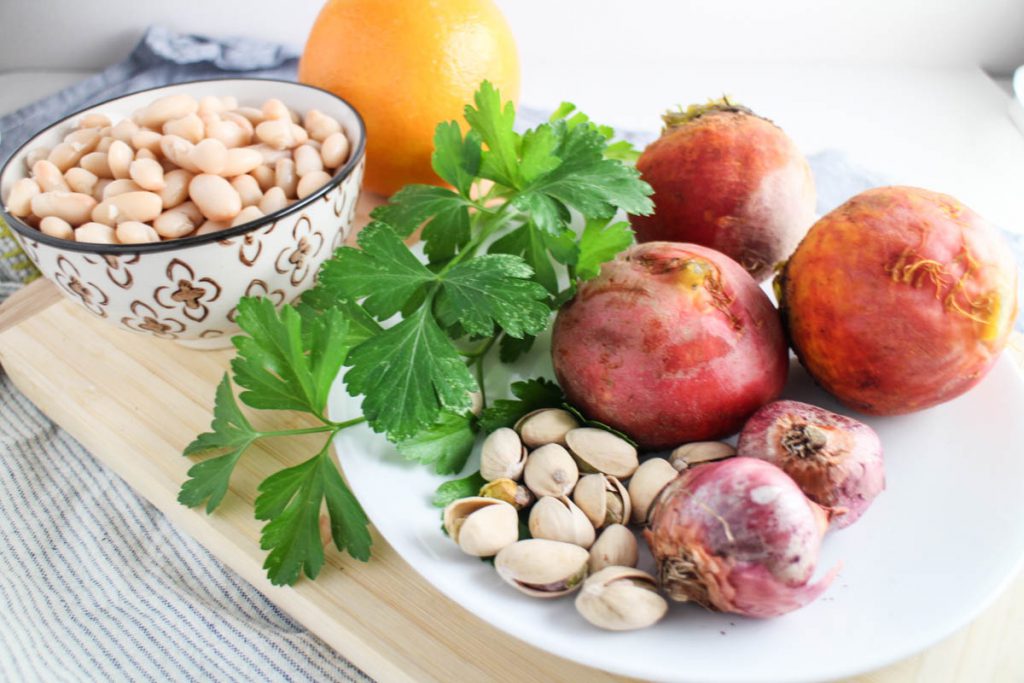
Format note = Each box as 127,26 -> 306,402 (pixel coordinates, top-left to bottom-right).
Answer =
516,408 -> 579,448
523,443 -> 579,498
573,473 -> 631,528
669,441 -> 736,471
442,497 -> 518,557
565,428 -> 639,478
480,427 -> 527,481
588,524 -> 638,573
628,458 -> 678,524
495,539 -> 590,598
479,478 -> 534,510
575,566 -> 668,631
528,496 -> 596,548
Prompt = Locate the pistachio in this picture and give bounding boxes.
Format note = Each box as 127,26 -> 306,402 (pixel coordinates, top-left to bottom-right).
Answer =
480,427 -> 527,481
494,539 -> 589,598
588,524 -> 638,573
573,473 -> 631,528
565,428 -> 639,478
523,443 -> 579,498
515,408 -> 579,448
669,441 -> 736,471
442,497 -> 519,557
479,478 -> 534,510
628,458 -> 678,524
528,496 -> 596,548
574,566 -> 668,631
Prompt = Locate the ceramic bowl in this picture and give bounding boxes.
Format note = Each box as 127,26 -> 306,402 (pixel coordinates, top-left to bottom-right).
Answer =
0,78 -> 365,348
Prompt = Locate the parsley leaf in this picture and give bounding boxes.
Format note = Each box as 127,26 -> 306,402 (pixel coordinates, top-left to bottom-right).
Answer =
178,375 -> 257,513
345,306 -> 476,439
396,411 -> 477,474
255,447 -> 371,585
490,222 -> 561,294
464,81 -> 520,188
498,333 -> 535,364
431,121 -> 482,197
519,125 -> 562,184
479,378 -> 565,433
432,471 -> 487,508
576,218 -> 634,280
370,185 -> 471,239
441,254 -> 550,338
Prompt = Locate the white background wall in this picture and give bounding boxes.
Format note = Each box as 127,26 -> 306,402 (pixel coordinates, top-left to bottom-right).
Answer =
1,0 -> 1022,76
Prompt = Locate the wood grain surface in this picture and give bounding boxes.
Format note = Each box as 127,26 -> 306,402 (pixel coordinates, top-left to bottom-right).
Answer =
0,197 -> 1021,681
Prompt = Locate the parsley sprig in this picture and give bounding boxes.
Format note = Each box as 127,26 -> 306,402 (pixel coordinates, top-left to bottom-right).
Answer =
179,81 -> 653,585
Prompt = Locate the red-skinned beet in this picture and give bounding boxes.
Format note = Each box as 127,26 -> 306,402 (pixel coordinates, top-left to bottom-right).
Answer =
645,457 -> 839,618
632,100 -> 816,281
737,400 -> 884,529
551,241 -> 788,451
779,186 -> 1018,415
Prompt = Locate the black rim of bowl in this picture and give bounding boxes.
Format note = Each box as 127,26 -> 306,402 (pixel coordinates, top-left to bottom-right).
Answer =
0,76 -> 367,255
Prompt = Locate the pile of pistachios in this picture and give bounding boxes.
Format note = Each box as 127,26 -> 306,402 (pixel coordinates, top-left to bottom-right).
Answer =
441,408 -> 736,631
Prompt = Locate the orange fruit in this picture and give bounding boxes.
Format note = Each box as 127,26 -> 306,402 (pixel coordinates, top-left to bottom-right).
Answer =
299,0 -> 520,196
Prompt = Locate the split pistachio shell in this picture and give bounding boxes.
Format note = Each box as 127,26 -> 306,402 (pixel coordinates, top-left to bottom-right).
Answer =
588,524 -> 638,573
669,441 -> 736,471
573,473 -> 631,528
574,566 -> 668,631
480,428 -> 527,482
494,539 -> 589,598
528,496 -> 596,548
628,458 -> 678,524
565,428 -> 639,478
442,497 -> 519,557
516,408 -> 579,448
479,478 -> 533,510
523,443 -> 579,498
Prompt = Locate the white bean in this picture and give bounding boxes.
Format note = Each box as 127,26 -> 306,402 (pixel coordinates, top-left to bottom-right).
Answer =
102,179 -> 143,199
247,143 -> 292,165
304,109 -> 341,142
163,114 -> 204,144
24,147 -> 50,171
63,128 -> 101,153
195,219 -> 229,235
189,174 -> 241,222
131,129 -> 164,154
78,112 -> 111,129
234,107 -> 264,125
258,186 -> 287,214
160,135 -> 200,173
222,111 -> 254,136
320,132 -> 350,168
39,216 -> 74,240
92,179 -> 112,201
31,192 -> 96,226
135,148 -> 158,162
188,138 -> 227,175
5,178 -> 41,217
274,158 -> 298,198
261,98 -> 291,121
294,145 -> 324,176
129,158 -> 166,191
96,137 -> 114,153
80,152 -> 113,179
153,209 -> 197,238
75,222 -> 116,244
171,200 -> 203,224
198,95 -> 227,116
48,142 -> 87,172
230,175 -> 262,208
222,148 -> 262,177
138,94 -> 198,128
65,167 -> 98,196
107,140 -> 134,179
296,170 -> 332,199
96,191 -> 163,224
251,164 -> 275,192
206,119 -> 250,148
230,205 -> 263,227
116,221 -> 160,244
91,200 -> 118,226
32,160 -> 70,192
255,119 -> 296,150
110,119 -> 139,143
290,124 -> 309,146
159,169 -> 193,208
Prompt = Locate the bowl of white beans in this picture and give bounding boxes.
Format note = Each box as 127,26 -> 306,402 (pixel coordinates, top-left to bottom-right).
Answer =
0,78 -> 365,348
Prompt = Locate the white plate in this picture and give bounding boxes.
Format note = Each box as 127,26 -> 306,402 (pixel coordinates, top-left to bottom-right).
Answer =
330,332 -> 1024,683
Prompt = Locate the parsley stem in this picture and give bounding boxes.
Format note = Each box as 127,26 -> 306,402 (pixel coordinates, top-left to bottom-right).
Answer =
258,416 -> 366,440
438,201 -> 519,278
329,416 -> 368,430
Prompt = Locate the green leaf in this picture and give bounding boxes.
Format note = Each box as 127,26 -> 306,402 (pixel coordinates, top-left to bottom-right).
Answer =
498,333 -> 535,364
519,124 -> 562,184
479,378 -> 565,433
490,222 -> 560,294
464,80 -> 520,188
317,222 -> 436,320
345,306 -> 476,439
441,254 -> 551,338
420,199 -> 471,263
512,191 -> 568,237
432,471 -> 487,508
576,218 -> 634,280
231,298 -> 349,415
178,375 -> 257,513
255,449 -> 371,585
370,185 -> 470,238
395,411 -> 477,474
431,121 -> 482,197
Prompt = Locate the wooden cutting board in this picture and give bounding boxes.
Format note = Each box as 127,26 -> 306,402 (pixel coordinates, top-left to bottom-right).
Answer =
0,196 -> 1022,682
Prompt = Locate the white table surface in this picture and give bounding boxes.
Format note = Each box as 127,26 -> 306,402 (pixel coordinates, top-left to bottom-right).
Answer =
3,65 -> 1023,237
